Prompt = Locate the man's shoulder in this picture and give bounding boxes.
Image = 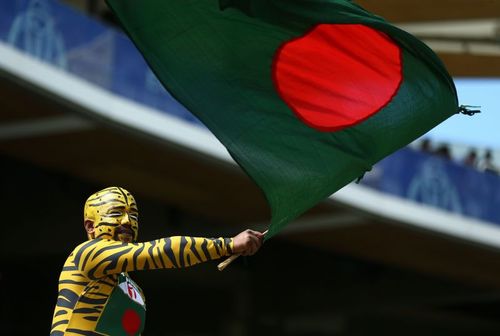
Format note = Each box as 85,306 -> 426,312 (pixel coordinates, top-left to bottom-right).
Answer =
70,239 -> 119,257
67,239 -> 122,278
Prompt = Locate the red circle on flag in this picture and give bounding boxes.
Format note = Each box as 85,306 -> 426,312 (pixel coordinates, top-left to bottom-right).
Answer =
122,309 -> 141,336
272,24 -> 402,132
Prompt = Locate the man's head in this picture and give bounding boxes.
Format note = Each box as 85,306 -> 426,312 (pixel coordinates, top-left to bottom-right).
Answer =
83,186 -> 139,243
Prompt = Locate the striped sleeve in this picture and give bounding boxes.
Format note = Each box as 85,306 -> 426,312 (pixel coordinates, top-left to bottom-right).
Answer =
73,237 -> 233,279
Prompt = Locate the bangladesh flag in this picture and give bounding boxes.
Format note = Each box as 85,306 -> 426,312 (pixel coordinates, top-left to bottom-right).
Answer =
106,0 -> 459,238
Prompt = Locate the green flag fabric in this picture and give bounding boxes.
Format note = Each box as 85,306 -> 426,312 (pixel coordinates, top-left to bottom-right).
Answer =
106,0 -> 458,238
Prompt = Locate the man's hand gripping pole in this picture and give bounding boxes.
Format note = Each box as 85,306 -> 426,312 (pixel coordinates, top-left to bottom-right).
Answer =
218,230 -> 268,271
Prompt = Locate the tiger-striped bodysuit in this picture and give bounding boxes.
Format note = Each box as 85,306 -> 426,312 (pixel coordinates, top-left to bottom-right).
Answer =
50,236 -> 233,335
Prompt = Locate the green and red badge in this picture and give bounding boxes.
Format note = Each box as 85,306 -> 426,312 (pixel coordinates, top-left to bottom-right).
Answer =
96,274 -> 145,336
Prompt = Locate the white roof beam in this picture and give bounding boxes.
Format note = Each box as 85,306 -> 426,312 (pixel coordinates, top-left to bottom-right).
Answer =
398,19 -> 500,55
398,19 -> 500,39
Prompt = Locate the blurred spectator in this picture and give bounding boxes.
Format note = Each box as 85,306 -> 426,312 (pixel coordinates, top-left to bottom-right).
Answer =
419,138 -> 432,153
435,143 -> 451,160
462,148 -> 478,168
478,149 -> 498,175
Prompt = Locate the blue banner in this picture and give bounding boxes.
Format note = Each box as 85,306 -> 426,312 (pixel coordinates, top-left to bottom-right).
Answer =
361,148 -> 500,224
0,0 -> 201,124
1,0 -> 499,225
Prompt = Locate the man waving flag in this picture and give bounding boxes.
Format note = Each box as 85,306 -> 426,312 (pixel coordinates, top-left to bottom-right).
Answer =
106,0 -> 459,238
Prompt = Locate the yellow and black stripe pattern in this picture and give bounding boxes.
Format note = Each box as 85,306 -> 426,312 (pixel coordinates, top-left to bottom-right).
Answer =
50,187 -> 233,335
51,236 -> 233,335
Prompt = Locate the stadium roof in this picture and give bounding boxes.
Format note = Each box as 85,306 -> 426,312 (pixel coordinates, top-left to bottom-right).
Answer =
62,0 -> 500,76
357,0 -> 500,77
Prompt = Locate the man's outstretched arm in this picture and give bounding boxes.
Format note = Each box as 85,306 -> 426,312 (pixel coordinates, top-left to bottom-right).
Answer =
73,230 -> 264,279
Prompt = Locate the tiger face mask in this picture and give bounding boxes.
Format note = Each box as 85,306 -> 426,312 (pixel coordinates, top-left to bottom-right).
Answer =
84,187 -> 139,243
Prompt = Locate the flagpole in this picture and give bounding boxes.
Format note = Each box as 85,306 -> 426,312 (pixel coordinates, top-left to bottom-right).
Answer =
217,230 -> 268,271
